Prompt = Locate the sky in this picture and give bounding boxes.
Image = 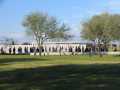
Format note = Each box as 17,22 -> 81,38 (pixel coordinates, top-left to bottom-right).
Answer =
0,0 -> 120,42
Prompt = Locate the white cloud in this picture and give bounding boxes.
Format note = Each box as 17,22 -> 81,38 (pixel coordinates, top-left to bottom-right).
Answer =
86,10 -> 102,16
104,0 -> 120,11
0,32 -> 24,38
108,1 -> 120,8
0,32 -> 33,43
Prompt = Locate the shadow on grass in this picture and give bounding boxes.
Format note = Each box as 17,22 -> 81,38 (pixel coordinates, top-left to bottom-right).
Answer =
0,64 -> 120,90
0,57 -> 49,65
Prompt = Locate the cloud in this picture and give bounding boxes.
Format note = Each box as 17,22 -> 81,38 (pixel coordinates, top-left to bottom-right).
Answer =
108,1 -> 120,8
0,32 -> 24,38
0,32 -> 33,43
86,10 -> 102,16
85,1 -> 120,15
105,0 -> 120,11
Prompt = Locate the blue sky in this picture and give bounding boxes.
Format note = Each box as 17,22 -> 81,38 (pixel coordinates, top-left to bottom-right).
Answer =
0,0 -> 120,42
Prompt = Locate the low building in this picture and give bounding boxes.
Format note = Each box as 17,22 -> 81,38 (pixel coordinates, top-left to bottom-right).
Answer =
0,41 -> 87,55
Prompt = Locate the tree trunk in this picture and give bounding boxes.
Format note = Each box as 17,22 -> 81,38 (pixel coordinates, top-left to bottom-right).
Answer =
38,38 -> 42,56
98,45 -> 101,57
38,38 -> 43,56
104,42 -> 108,52
39,46 -> 42,56
98,40 -> 103,57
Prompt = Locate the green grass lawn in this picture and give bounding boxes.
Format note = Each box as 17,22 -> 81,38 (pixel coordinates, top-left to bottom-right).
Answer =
0,55 -> 120,90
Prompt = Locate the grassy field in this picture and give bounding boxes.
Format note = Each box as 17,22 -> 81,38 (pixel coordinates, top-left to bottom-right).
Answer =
0,55 -> 120,90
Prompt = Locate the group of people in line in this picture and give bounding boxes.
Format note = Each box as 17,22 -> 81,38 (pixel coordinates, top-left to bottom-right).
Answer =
0,46 -> 82,55
0,45 -> 110,55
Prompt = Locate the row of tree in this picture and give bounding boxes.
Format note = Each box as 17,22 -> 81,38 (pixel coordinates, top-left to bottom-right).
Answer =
82,13 -> 120,45
23,12 -> 71,55
22,12 -> 120,55
81,13 -> 120,55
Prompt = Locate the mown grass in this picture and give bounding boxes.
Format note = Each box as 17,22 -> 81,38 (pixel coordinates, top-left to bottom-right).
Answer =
0,55 -> 120,90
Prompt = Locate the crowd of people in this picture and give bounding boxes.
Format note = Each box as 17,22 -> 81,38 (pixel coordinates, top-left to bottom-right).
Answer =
0,44 -> 111,55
